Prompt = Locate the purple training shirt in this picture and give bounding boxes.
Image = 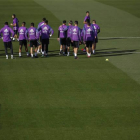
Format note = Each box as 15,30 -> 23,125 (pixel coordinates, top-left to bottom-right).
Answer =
27,27 -> 39,40
71,26 -> 81,41
38,25 -> 54,39
13,18 -> 19,30
83,25 -> 95,42
18,27 -> 28,40
58,25 -> 68,38
0,25 -> 14,42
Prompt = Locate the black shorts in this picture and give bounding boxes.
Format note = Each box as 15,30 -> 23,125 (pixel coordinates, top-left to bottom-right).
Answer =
86,41 -> 93,48
60,38 -> 66,45
4,41 -> 12,48
42,39 -> 49,45
30,40 -> 37,47
19,40 -> 27,46
66,38 -> 73,47
95,37 -> 98,43
73,41 -> 79,48
14,30 -> 18,35
40,36 -> 42,43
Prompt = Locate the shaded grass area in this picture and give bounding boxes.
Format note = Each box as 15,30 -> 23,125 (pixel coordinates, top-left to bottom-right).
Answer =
95,0 -> 140,18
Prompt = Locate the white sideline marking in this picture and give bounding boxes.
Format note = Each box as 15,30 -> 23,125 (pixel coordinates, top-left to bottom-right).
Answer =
50,37 -> 140,40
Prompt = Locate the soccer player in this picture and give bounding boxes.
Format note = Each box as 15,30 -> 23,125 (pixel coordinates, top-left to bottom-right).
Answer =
92,20 -> 100,54
83,19 -> 95,57
38,20 -> 54,57
27,23 -> 39,58
0,22 -> 14,59
37,18 -> 46,54
18,22 -> 29,57
58,20 -> 68,55
66,20 -> 74,56
82,12 -> 90,52
10,14 -> 19,41
71,21 -> 81,59
83,11 -> 90,24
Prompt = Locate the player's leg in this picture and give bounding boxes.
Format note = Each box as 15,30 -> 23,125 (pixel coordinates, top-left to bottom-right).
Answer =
13,30 -> 18,41
19,40 -> 22,57
24,40 -> 29,56
4,42 -> 8,59
34,40 -> 38,58
30,40 -> 34,58
66,38 -> 70,56
45,39 -> 49,56
37,37 -> 42,53
41,39 -> 45,57
45,43 -> 49,56
63,38 -> 66,55
9,42 -> 14,59
74,41 -> 78,59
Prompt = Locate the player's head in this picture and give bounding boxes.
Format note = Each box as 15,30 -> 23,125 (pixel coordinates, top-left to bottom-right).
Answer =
86,19 -> 90,25
63,20 -> 66,25
5,22 -> 8,25
42,18 -> 46,22
86,11 -> 90,16
69,20 -> 73,25
31,22 -> 34,27
92,20 -> 96,24
22,22 -> 26,26
44,20 -> 48,25
75,21 -> 78,26
12,14 -> 16,19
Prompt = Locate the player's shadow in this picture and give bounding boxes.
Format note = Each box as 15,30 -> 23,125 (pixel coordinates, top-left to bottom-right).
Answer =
99,38 -> 127,41
95,49 -> 137,57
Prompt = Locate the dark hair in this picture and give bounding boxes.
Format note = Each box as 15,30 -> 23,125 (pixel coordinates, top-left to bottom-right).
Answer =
45,20 -> 48,24
31,23 -> 34,27
63,20 -> 66,24
22,22 -> 26,25
93,20 -> 96,23
42,18 -> 46,21
86,11 -> 89,13
85,19 -> 90,24
5,22 -> 8,25
12,14 -> 16,18
75,21 -> 78,25
69,20 -> 73,25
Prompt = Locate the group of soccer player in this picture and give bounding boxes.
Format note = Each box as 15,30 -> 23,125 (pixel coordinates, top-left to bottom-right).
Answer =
0,11 -> 100,59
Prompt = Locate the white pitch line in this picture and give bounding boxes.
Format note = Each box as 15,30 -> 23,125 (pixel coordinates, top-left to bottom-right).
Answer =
50,37 -> 140,40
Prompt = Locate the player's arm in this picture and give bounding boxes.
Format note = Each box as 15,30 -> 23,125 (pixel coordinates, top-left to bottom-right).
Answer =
11,22 -> 16,27
36,29 -> 39,40
25,29 -> 28,40
57,30 -> 60,41
0,29 -> 2,39
49,27 -> 54,37
97,27 -> 100,34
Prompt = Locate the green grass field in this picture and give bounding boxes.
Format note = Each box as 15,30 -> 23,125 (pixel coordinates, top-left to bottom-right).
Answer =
0,0 -> 140,139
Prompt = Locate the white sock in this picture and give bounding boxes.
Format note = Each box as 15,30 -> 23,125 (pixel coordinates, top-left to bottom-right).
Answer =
74,53 -> 77,57
6,55 -> 8,58
41,49 -> 42,53
68,52 -> 70,55
19,52 -> 21,56
60,49 -> 62,51
93,50 -> 95,53
11,55 -> 13,58
42,51 -> 44,55
31,54 -> 33,57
